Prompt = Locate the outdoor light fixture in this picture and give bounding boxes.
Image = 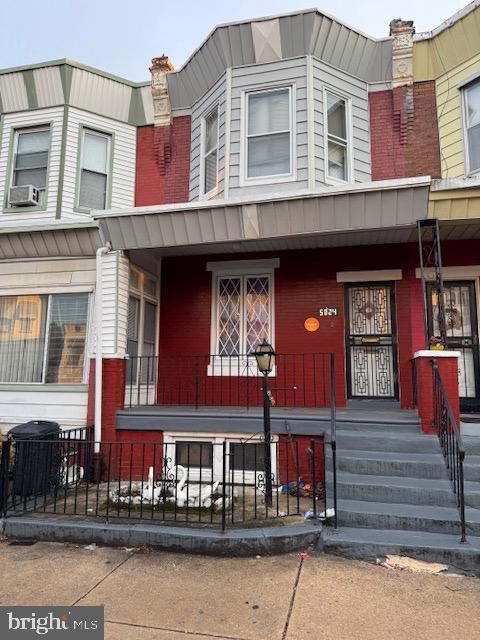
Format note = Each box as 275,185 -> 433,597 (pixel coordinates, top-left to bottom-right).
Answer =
253,339 -> 276,374
252,339 -> 275,507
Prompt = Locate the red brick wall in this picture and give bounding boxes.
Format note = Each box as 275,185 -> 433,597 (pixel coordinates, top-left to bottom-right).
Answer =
414,355 -> 460,434
278,435 -> 324,488
86,358 -> 126,443
135,116 -> 191,206
369,81 -> 441,181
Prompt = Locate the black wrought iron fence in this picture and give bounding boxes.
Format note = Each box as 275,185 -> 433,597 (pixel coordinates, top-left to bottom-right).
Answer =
1,433 -> 331,531
431,360 -> 466,542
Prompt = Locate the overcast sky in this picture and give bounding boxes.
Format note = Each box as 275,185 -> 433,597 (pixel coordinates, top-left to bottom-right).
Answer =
0,0 -> 468,81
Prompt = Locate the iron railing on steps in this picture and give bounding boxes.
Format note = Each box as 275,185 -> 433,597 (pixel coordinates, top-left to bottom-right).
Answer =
431,360 -> 466,542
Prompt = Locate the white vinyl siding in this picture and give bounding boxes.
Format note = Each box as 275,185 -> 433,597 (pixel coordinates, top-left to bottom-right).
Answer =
463,79 -> 480,175
62,107 -> 136,215
0,107 -> 63,220
78,129 -> 111,210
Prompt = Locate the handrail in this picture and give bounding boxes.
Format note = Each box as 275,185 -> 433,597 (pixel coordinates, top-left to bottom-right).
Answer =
329,353 -> 338,529
431,360 -> 466,542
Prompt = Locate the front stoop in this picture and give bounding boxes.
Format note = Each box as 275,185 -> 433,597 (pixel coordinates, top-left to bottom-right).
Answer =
324,421 -> 480,574
0,517 -> 321,557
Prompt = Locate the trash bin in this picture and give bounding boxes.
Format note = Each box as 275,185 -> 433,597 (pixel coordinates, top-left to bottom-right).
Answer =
8,421 -> 61,497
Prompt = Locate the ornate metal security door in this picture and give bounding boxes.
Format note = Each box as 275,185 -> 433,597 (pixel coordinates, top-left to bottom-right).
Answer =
346,284 -> 398,399
427,281 -> 480,411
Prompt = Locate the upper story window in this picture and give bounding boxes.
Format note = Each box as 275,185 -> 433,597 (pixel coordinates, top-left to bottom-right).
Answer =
245,87 -> 292,180
12,127 -> 50,205
0,293 -> 89,384
325,91 -> 349,182
463,79 -> 480,175
78,129 -> 111,210
202,107 -> 219,196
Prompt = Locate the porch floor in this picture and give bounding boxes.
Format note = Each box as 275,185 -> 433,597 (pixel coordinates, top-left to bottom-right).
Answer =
116,403 -> 420,434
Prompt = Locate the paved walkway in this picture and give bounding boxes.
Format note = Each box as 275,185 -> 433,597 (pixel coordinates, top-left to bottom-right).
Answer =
0,539 -> 479,639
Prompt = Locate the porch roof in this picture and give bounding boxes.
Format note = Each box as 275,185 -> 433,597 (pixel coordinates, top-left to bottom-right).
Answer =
93,177 -> 432,255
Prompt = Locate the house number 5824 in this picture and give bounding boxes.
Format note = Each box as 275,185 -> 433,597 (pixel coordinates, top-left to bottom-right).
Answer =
319,308 -> 338,317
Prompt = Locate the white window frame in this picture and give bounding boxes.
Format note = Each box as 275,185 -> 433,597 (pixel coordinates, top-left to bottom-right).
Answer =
207,259 -> 278,377
10,125 -> 51,207
163,432 -> 278,485
0,291 -> 91,385
323,87 -> 353,185
462,79 -> 480,176
77,127 -> 112,210
240,85 -> 296,186
199,105 -> 220,199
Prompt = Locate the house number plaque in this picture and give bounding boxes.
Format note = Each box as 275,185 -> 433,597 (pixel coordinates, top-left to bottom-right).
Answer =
319,307 -> 338,317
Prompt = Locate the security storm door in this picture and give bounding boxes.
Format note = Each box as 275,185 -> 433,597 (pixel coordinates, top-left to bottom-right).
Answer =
426,281 -> 480,410
346,283 -> 398,399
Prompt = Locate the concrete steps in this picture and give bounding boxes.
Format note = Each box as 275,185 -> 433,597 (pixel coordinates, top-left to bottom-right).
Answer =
323,421 -> 480,572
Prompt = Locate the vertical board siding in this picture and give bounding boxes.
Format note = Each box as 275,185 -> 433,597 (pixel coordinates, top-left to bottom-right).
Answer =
70,68 -> 132,122
0,72 -> 29,112
189,74 -> 226,201
33,67 -> 64,108
435,52 -> 480,178
100,251 -> 130,357
312,58 -> 371,185
229,57 -> 309,199
0,106 -> 64,221
62,107 -> 136,214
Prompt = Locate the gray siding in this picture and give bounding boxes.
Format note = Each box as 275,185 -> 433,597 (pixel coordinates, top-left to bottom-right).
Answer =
189,74 -> 227,201
312,58 -> 371,186
229,57 -> 309,199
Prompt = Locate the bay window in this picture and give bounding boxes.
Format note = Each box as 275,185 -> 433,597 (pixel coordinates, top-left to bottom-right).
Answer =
78,128 -> 111,209
463,79 -> 480,174
245,87 -> 292,179
0,293 -> 89,384
325,90 -> 350,182
12,127 -> 50,205
202,107 -> 219,195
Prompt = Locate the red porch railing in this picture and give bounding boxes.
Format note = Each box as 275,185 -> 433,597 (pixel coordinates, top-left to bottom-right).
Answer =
125,353 -> 334,409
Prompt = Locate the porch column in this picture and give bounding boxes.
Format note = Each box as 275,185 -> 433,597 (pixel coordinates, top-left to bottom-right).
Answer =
413,351 -> 460,434
86,251 -> 130,443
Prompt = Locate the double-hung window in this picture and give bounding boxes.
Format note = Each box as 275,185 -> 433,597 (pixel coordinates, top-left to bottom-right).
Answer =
463,79 -> 480,174
215,274 -> 272,357
12,127 -> 50,205
78,129 -> 111,209
202,107 -> 219,195
325,91 -> 349,182
0,293 -> 89,384
245,87 -> 292,179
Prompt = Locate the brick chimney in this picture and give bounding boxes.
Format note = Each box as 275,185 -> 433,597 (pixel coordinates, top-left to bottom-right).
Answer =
389,19 -> 415,88
150,55 -> 174,127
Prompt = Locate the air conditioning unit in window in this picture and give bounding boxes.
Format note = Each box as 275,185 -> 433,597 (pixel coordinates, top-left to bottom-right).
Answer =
8,185 -> 40,207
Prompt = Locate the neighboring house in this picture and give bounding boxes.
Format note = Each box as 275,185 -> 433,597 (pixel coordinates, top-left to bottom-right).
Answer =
0,60 -> 150,430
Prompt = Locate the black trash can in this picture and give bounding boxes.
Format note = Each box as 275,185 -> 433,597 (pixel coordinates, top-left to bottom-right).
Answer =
8,421 -> 61,497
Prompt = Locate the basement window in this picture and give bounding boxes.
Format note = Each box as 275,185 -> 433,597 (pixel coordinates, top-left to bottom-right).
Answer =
463,79 -> 480,175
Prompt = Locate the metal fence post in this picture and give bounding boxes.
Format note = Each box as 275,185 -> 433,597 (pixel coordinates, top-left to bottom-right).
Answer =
0,437 -> 11,516
222,441 -> 227,532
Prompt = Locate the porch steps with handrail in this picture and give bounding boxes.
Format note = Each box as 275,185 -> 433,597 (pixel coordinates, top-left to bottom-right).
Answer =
323,422 -> 480,573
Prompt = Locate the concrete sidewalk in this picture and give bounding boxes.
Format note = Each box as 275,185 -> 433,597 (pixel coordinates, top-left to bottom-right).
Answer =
0,539 -> 478,640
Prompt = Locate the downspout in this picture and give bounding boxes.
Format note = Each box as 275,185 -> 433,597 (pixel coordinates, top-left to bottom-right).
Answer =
94,242 -> 111,454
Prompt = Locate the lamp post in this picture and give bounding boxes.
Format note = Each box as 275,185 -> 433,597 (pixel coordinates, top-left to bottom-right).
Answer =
252,339 -> 275,507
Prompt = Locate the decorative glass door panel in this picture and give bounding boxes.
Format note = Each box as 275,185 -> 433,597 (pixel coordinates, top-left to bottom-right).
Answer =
427,281 -> 480,406
346,284 -> 398,399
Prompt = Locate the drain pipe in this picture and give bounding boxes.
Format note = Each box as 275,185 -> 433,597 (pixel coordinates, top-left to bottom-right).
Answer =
94,243 -> 111,464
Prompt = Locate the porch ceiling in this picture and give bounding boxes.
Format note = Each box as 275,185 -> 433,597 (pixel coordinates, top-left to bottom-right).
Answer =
94,178 -> 432,256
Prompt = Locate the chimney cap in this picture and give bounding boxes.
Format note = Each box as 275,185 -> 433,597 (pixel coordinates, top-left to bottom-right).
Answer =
389,19 -> 415,35
150,55 -> 174,73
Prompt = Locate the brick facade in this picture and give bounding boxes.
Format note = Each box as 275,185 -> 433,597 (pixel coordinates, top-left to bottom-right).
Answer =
135,116 -> 191,206
369,81 -> 441,181
414,354 -> 460,434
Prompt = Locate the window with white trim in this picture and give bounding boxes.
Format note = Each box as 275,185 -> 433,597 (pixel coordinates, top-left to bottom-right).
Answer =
202,107 -> 219,195
11,127 -> 50,205
325,91 -> 349,182
463,79 -> 480,174
126,268 -> 158,384
246,87 -> 292,179
0,293 -> 89,383
78,129 -> 111,209
215,274 -> 272,356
